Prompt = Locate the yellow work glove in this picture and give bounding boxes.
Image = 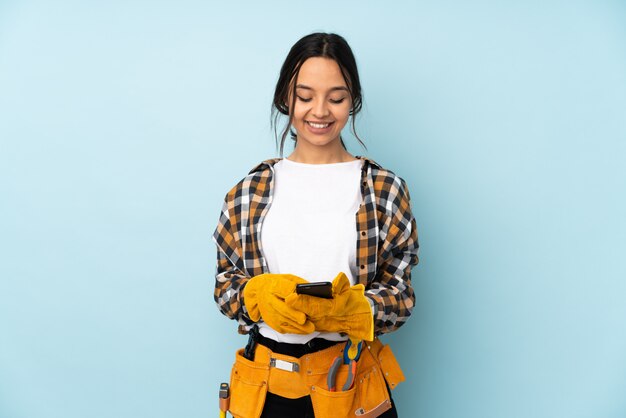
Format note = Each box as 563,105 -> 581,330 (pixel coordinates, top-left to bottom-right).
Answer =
243,273 -> 315,335
285,272 -> 374,342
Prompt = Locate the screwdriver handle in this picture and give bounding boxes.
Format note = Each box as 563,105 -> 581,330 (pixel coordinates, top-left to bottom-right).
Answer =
219,382 -> 230,416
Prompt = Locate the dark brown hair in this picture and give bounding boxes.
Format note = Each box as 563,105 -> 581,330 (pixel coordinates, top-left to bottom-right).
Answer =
271,32 -> 367,157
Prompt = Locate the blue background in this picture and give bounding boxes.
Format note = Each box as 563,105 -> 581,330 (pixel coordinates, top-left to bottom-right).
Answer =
1,1 -> 625,417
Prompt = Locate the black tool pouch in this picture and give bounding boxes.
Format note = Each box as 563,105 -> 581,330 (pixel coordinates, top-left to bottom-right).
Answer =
243,324 -> 260,360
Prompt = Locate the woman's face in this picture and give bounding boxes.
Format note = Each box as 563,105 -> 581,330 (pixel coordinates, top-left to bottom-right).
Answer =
287,57 -> 352,149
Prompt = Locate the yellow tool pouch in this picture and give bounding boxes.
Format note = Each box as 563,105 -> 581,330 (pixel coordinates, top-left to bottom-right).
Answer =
228,349 -> 270,418
226,337 -> 405,418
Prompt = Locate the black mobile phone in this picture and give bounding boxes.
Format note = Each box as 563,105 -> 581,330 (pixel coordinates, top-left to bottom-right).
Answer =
295,282 -> 333,299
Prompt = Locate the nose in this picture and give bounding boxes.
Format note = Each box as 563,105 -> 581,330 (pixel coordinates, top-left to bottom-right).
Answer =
312,98 -> 330,118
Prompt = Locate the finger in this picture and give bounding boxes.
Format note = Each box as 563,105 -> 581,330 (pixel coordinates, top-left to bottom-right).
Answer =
351,284 -> 366,295
279,273 -> 309,285
331,272 -> 351,294
285,293 -> 331,318
269,297 -> 308,325
246,304 -> 261,322
278,319 -> 316,335
264,313 -> 314,334
284,293 -> 307,311
272,279 -> 298,298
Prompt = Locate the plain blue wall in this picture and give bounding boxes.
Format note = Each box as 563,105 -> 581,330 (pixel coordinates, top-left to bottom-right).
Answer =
1,1 -> 625,417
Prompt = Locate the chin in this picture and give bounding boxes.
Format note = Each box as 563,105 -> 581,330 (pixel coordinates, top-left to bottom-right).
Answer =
305,138 -> 337,147
298,132 -> 340,146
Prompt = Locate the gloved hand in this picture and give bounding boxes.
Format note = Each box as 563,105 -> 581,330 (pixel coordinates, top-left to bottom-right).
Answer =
243,273 -> 315,335
285,272 -> 374,341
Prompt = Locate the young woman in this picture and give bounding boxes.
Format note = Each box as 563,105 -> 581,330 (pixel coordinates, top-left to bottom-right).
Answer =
213,32 -> 419,418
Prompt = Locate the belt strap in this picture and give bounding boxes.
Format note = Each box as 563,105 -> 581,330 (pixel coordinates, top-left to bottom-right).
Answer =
254,332 -> 343,358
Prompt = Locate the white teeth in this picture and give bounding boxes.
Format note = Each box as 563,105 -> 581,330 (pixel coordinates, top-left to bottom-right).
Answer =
307,121 -> 330,129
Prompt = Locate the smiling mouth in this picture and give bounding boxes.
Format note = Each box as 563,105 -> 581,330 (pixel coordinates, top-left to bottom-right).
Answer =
306,121 -> 333,129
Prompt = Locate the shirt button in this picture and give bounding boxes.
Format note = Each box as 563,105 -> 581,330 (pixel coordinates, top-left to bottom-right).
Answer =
360,265 -> 365,269
361,231 -> 366,236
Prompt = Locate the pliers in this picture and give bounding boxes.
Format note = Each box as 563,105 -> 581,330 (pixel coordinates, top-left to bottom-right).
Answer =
327,339 -> 363,392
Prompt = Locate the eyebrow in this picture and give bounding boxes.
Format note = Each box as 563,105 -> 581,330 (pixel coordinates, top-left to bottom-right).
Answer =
295,84 -> 349,93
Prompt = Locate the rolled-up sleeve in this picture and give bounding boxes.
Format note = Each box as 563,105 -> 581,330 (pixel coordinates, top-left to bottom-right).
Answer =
366,177 -> 419,335
212,196 -> 255,327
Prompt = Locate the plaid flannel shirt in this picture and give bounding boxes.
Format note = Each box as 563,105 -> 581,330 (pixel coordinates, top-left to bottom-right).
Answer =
212,155 -> 419,336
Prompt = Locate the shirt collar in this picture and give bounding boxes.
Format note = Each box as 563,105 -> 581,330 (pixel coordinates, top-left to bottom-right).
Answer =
248,155 -> 382,175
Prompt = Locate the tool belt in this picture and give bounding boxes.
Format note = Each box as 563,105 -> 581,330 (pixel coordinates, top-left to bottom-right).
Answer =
226,333 -> 405,418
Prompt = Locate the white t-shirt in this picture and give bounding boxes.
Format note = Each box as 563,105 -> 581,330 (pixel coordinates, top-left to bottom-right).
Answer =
259,157 -> 363,344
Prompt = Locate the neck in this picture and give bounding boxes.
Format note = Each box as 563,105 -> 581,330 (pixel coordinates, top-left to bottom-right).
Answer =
287,140 -> 356,164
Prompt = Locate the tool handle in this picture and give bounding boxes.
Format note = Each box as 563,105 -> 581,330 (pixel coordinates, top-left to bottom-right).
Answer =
219,382 -> 230,414
343,338 -> 363,363
327,356 -> 343,391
